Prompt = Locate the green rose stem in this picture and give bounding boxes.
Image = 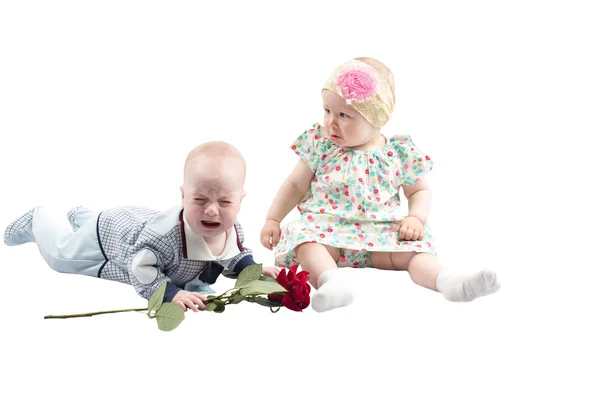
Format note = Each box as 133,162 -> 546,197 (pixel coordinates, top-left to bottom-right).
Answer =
44,308 -> 147,319
206,288 -> 238,301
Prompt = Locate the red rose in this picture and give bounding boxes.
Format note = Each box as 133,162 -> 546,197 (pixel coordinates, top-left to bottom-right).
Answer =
268,265 -> 311,312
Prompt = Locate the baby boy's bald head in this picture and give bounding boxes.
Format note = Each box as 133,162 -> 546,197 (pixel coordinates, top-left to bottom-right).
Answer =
183,141 -> 246,189
181,141 -> 246,237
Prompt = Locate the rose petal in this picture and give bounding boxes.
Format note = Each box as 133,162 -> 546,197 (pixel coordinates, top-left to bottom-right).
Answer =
290,284 -> 303,299
287,266 -> 297,282
296,270 -> 310,283
268,293 -> 284,303
276,269 -> 291,289
282,294 -> 302,312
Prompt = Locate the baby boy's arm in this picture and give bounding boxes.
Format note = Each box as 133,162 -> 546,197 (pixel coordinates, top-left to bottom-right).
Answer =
223,221 -> 259,276
228,222 -> 281,278
127,242 -> 181,302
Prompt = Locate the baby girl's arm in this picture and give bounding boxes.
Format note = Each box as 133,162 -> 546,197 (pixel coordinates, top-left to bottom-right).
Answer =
402,176 -> 432,224
266,159 -> 314,223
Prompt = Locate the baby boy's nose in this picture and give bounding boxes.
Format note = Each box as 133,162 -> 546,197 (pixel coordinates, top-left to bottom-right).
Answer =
204,203 -> 219,216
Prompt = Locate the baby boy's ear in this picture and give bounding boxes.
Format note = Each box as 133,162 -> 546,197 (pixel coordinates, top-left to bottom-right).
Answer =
241,190 -> 247,201
180,185 -> 184,200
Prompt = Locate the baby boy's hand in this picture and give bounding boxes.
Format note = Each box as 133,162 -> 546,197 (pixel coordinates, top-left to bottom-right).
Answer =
394,216 -> 424,241
172,290 -> 207,312
261,266 -> 281,279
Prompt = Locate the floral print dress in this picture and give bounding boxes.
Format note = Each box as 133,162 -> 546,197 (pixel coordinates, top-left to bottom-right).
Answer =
274,123 -> 437,269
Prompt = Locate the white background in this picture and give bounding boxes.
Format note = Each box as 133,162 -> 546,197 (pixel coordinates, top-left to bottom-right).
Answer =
1,1 -> 598,399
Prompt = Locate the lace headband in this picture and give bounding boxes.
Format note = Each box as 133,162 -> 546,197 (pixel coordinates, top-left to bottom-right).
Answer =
322,59 -> 395,128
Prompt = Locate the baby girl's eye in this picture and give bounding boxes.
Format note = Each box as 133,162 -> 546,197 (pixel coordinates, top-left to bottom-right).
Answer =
339,112 -> 348,118
324,108 -> 331,114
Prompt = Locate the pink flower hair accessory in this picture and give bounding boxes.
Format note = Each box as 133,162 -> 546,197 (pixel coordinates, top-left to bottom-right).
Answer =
334,64 -> 379,105
323,58 -> 395,128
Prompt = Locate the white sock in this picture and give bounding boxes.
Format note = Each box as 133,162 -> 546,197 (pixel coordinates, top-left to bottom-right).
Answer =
311,268 -> 354,312
436,268 -> 500,302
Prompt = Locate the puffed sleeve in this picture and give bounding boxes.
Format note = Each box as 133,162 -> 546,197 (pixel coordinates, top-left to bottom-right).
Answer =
290,123 -> 327,173
389,135 -> 434,186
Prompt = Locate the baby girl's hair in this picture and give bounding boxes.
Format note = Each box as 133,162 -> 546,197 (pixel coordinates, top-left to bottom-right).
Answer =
354,57 -> 396,104
184,141 -> 246,182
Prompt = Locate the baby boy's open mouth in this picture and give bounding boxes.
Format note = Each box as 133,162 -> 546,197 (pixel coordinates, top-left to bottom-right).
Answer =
201,221 -> 221,229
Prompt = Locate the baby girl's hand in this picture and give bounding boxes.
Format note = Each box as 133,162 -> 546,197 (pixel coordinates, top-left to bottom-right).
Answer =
394,216 -> 424,241
260,219 -> 281,250
171,290 -> 207,312
261,266 -> 281,279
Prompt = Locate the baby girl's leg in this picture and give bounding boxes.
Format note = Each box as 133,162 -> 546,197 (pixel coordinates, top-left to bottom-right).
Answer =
296,243 -> 353,312
371,251 -> 440,289
371,252 -> 500,302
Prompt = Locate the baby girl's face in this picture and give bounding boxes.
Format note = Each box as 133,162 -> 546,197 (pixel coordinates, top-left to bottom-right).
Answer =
181,155 -> 245,238
321,89 -> 381,150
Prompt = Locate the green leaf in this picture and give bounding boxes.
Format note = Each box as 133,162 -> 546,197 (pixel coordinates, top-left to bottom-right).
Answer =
213,300 -> 226,313
247,297 -> 282,308
147,281 -> 167,316
155,303 -> 185,332
229,294 -> 246,304
204,302 -> 217,312
239,281 -> 287,296
235,264 -> 262,288
258,275 -> 278,283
